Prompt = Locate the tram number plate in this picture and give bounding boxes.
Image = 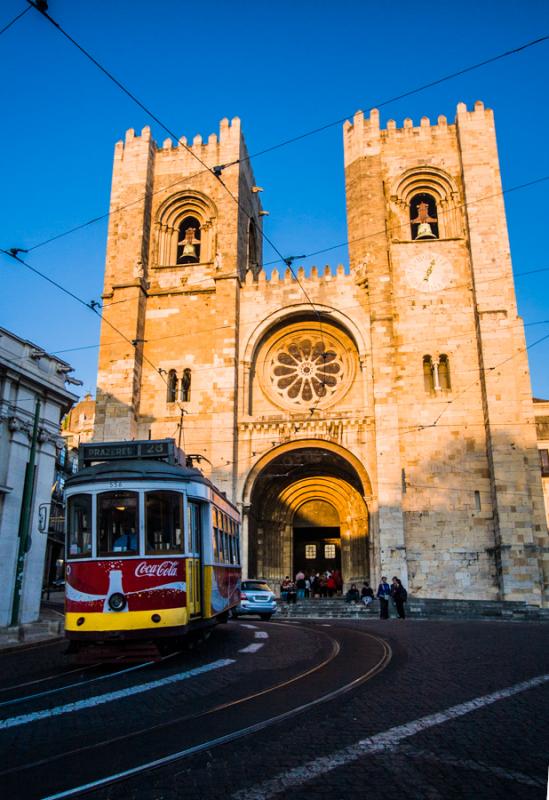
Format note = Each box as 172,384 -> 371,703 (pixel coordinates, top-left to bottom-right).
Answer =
109,481 -> 123,488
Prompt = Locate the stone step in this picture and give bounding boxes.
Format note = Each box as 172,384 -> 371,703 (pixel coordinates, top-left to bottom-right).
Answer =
275,598 -> 549,622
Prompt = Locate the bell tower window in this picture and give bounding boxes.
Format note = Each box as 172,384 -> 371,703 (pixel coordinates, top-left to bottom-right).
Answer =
180,368 -> 192,402
248,220 -> 259,274
423,355 -> 434,393
167,370 -> 178,403
155,191 -> 216,268
438,354 -> 451,390
410,193 -> 439,240
177,216 -> 201,264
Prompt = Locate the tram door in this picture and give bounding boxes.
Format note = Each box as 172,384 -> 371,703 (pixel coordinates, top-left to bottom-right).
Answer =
187,501 -> 202,617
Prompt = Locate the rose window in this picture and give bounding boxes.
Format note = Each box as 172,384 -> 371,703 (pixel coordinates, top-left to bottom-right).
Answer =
270,338 -> 344,404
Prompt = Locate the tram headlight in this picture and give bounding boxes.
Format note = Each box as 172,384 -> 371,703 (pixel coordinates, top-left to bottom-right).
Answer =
108,592 -> 127,612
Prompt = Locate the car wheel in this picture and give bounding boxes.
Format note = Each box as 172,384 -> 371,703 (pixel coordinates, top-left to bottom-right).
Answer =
259,613 -> 272,621
231,609 -> 239,619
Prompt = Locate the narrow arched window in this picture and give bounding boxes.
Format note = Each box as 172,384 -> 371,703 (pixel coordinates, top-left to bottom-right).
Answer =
248,221 -> 259,273
167,370 -> 178,403
410,193 -> 439,240
438,355 -> 451,390
180,368 -> 191,402
177,216 -> 201,264
423,356 -> 434,393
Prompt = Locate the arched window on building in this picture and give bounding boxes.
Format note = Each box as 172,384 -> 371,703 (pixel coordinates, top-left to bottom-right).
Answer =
423,356 -> 434,393
177,216 -> 201,264
180,368 -> 192,402
410,193 -> 439,240
167,370 -> 178,403
248,220 -> 259,274
438,354 -> 451,391
154,192 -> 216,267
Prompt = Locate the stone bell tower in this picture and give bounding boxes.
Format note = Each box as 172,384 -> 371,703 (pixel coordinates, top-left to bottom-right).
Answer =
343,102 -> 548,604
94,118 -> 262,497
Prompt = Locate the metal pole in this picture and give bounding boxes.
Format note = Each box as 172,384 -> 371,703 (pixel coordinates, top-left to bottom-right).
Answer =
10,398 -> 41,627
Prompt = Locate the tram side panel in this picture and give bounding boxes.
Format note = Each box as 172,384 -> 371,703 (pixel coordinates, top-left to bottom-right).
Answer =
202,498 -> 241,619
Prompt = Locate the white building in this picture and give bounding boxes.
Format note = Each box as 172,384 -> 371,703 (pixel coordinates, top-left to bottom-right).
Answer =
0,327 -> 78,627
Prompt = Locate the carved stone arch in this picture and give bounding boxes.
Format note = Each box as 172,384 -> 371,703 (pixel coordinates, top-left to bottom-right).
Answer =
242,439 -> 373,506
154,190 -> 218,266
241,305 -> 369,415
241,440 -> 373,585
389,166 -> 462,240
243,303 -> 368,366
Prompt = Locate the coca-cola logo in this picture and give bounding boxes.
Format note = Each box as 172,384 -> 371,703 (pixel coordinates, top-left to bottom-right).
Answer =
134,561 -> 178,578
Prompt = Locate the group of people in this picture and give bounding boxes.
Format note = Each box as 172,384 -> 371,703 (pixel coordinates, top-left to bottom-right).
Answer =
281,571 -> 408,618
344,576 -> 408,618
280,569 -> 343,602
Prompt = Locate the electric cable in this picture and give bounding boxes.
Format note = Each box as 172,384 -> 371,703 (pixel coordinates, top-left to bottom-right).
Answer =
0,5 -> 30,37
25,0 -> 326,362
0,248 -> 168,390
24,3 -> 548,342
16,27 -> 548,262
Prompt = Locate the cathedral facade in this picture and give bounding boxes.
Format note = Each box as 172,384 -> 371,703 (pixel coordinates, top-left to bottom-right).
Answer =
93,102 -> 548,605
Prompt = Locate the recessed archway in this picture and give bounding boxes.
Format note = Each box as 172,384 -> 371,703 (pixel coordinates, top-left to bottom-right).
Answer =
244,443 -> 370,589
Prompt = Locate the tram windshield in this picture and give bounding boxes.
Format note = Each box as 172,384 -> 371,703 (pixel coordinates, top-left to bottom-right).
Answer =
145,491 -> 184,553
67,494 -> 92,558
98,491 -> 139,555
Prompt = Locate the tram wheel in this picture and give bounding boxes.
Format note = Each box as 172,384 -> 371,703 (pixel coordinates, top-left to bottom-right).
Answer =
218,611 -> 230,624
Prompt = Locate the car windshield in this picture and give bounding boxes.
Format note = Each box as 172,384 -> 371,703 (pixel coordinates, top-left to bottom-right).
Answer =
242,581 -> 271,592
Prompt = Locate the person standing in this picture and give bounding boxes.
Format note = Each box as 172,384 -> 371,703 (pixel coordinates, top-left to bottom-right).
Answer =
295,570 -> 306,600
377,576 -> 391,619
280,576 -> 290,602
391,576 -> 408,619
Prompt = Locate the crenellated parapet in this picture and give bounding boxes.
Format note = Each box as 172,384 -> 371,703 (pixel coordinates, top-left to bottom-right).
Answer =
114,117 -> 243,167
242,263 -> 350,288
343,101 -> 490,168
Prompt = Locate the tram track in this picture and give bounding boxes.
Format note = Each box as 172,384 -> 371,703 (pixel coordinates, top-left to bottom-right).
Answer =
0,622 -> 391,800
0,649 -> 182,709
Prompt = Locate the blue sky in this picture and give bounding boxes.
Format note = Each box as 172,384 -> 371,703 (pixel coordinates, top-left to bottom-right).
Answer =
1,0 -> 548,399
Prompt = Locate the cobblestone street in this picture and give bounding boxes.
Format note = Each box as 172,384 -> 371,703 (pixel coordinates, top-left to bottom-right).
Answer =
1,618 -> 547,800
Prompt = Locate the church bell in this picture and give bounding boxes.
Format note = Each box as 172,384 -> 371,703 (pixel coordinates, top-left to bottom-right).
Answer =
415,222 -> 437,239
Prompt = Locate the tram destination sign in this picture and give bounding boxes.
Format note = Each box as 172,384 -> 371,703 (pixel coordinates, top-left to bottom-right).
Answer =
79,439 -> 178,467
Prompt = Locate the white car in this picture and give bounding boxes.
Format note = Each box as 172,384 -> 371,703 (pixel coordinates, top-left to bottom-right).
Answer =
232,580 -> 278,620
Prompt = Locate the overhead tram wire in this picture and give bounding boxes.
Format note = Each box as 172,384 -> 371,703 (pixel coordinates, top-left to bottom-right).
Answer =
15,28 -> 548,259
49,315 -> 549,357
0,248 -> 172,394
0,5 -> 30,37
25,0 -> 326,357
262,174 -> 549,268
14,7 -> 549,433
227,35 -> 549,169
6,235 -> 544,495
15,8 -> 549,392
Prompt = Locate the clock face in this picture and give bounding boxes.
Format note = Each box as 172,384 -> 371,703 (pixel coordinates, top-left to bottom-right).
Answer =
406,253 -> 452,293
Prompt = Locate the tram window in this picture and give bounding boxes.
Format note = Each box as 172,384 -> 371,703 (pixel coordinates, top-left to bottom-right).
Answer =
212,523 -> 219,560
98,491 -> 139,556
187,501 -> 201,555
217,529 -> 224,562
67,494 -> 92,558
145,491 -> 183,553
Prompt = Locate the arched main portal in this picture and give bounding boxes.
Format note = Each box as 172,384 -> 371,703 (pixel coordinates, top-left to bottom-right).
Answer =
244,445 -> 370,589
